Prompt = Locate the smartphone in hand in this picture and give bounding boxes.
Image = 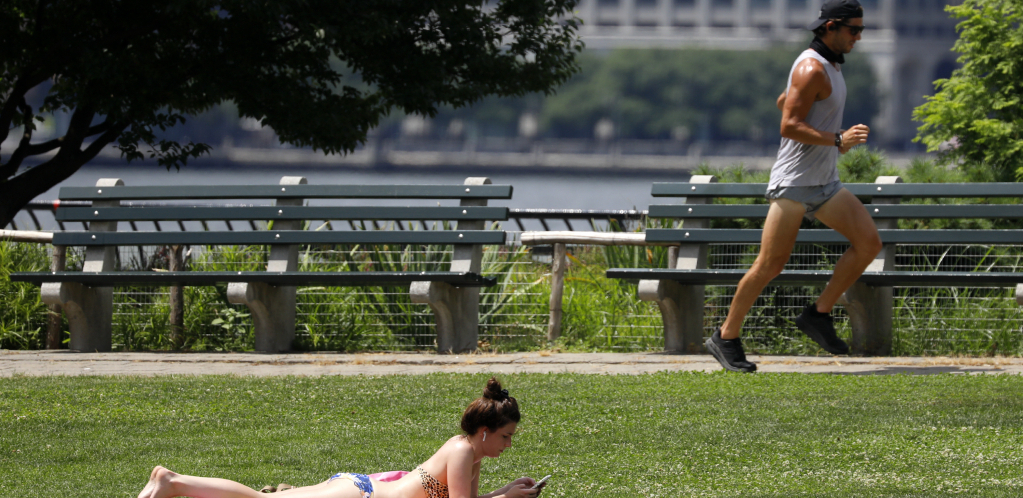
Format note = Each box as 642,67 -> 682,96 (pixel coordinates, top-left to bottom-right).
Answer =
531,475 -> 551,490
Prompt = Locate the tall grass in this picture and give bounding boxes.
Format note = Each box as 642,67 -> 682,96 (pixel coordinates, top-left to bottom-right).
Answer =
0,240 -> 51,349
5,235 -> 1023,355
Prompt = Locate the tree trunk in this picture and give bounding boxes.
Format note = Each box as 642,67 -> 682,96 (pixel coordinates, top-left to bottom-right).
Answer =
0,155 -> 87,229
0,108 -> 114,229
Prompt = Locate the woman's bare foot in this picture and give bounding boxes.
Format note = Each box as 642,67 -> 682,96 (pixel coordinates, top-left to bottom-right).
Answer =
138,466 -> 178,498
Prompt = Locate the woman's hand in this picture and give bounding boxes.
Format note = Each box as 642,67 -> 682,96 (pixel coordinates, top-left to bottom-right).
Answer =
509,477 -> 536,488
479,476 -> 539,498
502,483 -> 538,498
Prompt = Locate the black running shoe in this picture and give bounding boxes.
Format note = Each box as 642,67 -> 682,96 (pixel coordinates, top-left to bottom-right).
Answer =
794,303 -> 850,355
705,328 -> 757,373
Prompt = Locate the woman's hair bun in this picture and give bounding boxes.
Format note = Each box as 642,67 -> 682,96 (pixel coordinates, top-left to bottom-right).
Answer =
462,376 -> 520,436
483,377 -> 510,401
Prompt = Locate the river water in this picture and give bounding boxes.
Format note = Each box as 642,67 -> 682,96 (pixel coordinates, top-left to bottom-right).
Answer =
33,164 -> 693,210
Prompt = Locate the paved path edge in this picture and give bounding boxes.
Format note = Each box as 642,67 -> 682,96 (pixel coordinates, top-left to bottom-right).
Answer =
4,350 -> 1023,376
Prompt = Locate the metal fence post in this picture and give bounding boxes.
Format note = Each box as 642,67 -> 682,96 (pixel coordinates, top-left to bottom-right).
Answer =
168,244 -> 184,348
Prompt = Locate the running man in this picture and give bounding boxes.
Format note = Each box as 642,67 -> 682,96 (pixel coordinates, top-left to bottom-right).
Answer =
706,0 -> 880,372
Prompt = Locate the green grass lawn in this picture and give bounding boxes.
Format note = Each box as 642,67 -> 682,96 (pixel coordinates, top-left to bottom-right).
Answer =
3,373 -> 1023,497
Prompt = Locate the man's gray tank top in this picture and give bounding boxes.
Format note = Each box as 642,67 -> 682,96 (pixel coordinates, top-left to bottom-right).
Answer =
768,49 -> 847,189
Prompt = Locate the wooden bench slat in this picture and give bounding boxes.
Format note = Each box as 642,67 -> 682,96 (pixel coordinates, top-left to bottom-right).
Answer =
646,228 -> 1023,244
10,271 -> 497,287
653,183 -> 767,198
652,182 -> 1023,198
58,184 -> 514,201
649,204 -> 1023,219
606,268 -> 1023,286
56,206 -> 509,222
52,230 -> 507,246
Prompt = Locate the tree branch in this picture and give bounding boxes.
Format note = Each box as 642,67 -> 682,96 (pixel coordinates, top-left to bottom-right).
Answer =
22,137 -> 65,156
0,110 -> 115,228
0,82 -> 33,145
0,99 -> 37,180
0,117 -> 115,181
79,122 -> 127,164
1,153 -> 82,229
56,106 -> 97,154
32,120 -> 112,155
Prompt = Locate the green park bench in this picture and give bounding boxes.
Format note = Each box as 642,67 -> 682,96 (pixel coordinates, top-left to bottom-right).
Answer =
10,177 -> 511,353
607,176 -> 1023,355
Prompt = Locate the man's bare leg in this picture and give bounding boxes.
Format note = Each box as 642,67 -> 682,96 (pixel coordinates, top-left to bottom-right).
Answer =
719,198 -> 805,340
810,188 -> 882,312
787,188 -> 881,355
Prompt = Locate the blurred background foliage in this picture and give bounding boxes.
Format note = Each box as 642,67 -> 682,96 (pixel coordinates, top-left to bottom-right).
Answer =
154,47 -> 878,147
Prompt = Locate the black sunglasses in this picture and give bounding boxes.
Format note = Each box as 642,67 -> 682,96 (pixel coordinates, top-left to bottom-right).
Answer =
834,21 -> 866,35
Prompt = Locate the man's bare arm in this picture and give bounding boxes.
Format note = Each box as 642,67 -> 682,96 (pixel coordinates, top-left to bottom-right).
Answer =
777,92 -> 786,111
780,58 -> 869,148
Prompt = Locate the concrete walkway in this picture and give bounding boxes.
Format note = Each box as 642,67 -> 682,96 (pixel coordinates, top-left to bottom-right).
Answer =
3,350 -> 1023,376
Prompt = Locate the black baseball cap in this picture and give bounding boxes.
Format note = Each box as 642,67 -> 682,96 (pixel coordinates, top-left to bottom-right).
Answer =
808,0 -> 864,30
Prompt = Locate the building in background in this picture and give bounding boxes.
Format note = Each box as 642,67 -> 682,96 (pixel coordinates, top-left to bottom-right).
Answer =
574,0 -> 960,149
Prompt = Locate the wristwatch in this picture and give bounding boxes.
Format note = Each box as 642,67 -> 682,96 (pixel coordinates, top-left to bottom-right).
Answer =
835,130 -> 844,148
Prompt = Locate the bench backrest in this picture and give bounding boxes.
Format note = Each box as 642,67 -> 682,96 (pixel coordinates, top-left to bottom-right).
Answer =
650,180 -> 1023,220
648,176 -> 1023,272
53,177 -> 511,248
651,182 -> 1023,199
58,176 -> 511,275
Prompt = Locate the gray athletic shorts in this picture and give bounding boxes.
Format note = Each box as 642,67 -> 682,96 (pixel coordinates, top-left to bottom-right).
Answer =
764,180 -> 843,220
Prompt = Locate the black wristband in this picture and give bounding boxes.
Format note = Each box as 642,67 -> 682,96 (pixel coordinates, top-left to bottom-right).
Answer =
834,131 -> 843,148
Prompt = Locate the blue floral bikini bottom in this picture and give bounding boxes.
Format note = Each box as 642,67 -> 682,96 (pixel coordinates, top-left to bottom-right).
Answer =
328,472 -> 374,498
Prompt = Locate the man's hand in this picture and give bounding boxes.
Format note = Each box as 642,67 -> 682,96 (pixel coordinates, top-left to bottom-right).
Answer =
840,124 -> 870,152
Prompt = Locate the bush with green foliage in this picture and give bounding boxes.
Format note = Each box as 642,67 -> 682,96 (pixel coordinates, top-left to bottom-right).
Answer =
541,48 -> 877,143
913,0 -> 1023,182
0,240 -> 51,349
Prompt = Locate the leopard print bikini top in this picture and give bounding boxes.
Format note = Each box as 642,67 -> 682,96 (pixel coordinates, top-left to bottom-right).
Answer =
416,466 -> 449,498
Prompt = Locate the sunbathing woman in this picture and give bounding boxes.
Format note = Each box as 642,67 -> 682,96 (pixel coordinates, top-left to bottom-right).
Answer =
137,377 -> 539,498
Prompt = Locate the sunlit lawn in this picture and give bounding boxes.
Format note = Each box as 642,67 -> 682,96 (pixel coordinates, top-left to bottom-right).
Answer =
3,372 -> 1023,497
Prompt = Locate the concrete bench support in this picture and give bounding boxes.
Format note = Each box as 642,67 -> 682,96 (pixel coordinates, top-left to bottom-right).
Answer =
41,178 -> 123,351
840,175 -> 901,355
46,244 -> 67,349
227,176 -> 305,352
411,177 -> 492,353
638,174 -> 716,353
